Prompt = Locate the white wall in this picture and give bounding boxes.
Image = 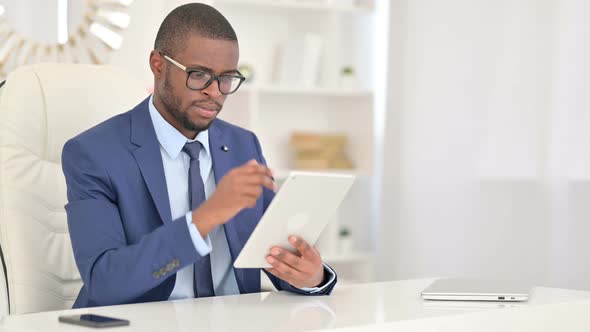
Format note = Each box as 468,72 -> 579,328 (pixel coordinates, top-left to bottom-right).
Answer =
380,0 -> 590,290
108,0 -> 172,86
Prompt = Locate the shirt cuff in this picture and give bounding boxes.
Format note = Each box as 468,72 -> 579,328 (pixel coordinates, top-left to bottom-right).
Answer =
298,263 -> 336,294
185,211 -> 212,256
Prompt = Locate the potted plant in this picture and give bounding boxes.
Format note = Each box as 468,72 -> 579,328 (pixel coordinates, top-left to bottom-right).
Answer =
339,226 -> 353,254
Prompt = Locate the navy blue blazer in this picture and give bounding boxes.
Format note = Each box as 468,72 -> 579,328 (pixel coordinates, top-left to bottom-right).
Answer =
62,97 -> 336,308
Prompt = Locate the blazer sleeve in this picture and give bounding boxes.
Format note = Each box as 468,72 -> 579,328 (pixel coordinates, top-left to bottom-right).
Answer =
62,138 -> 202,306
250,132 -> 338,296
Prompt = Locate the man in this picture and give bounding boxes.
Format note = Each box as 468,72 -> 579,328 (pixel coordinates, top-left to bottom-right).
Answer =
62,3 -> 336,308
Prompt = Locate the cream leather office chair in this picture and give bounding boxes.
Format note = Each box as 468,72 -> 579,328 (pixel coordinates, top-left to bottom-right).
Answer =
0,63 -> 148,315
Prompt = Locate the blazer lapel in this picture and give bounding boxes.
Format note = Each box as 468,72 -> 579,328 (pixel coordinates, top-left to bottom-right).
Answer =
129,98 -> 173,225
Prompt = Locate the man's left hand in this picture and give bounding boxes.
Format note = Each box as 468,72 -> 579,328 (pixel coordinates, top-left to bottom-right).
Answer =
265,236 -> 325,289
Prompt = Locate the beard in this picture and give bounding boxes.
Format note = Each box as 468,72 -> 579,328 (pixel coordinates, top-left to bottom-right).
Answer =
160,68 -> 220,133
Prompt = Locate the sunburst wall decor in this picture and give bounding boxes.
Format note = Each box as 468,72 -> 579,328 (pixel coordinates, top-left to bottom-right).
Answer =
0,0 -> 134,77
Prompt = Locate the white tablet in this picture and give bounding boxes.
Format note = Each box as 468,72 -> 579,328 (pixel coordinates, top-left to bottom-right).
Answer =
233,171 -> 356,268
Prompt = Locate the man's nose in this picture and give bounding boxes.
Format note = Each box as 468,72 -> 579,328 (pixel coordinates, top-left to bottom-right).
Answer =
201,79 -> 222,98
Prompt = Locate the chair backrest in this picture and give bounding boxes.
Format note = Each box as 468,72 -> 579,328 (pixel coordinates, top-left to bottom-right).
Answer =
0,63 -> 148,315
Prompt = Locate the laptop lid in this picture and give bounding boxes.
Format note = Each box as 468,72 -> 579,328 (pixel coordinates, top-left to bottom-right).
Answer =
421,278 -> 531,302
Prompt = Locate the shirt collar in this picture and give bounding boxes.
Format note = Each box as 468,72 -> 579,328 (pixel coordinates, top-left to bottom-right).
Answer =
148,95 -> 210,160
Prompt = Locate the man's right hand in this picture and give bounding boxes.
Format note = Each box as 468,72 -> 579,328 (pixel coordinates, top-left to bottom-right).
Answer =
192,159 -> 276,237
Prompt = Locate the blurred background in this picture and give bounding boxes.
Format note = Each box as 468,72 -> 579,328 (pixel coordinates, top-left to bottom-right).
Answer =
1,0 -> 589,291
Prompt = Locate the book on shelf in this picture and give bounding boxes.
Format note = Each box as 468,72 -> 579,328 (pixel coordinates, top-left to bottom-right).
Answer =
275,33 -> 323,88
290,132 -> 354,170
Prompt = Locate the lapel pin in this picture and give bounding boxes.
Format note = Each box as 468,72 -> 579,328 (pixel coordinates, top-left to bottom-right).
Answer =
221,145 -> 229,152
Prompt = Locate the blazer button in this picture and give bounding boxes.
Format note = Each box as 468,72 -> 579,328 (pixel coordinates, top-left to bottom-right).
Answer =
173,259 -> 180,268
159,268 -> 166,276
152,271 -> 160,279
166,263 -> 174,271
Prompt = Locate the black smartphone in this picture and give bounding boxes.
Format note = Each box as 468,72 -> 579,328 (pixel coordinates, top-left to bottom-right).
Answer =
58,314 -> 130,328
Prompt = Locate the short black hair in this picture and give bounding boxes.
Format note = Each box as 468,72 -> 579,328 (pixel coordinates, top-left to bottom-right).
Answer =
154,3 -> 237,56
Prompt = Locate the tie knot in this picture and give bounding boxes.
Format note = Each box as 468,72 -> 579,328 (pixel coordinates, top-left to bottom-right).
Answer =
182,141 -> 203,160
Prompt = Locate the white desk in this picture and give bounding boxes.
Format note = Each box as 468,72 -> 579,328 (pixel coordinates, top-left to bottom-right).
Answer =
1,278 -> 589,332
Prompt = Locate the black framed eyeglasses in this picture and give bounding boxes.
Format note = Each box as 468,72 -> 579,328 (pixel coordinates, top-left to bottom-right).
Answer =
160,52 -> 245,95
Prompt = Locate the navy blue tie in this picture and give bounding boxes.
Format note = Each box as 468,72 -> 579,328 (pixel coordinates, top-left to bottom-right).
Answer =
183,141 -> 215,298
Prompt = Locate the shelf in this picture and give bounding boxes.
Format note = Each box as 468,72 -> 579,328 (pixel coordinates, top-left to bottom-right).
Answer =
323,252 -> 374,264
274,169 -> 366,180
239,84 -> 373,98
214,0 -> 374,13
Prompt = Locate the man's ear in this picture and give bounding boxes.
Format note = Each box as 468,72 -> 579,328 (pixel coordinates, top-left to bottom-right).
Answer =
149,50 -> 164,79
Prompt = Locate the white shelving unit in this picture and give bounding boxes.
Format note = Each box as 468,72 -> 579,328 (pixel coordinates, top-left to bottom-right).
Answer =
240,84 -> 373,98
213,0 -> 374,13
211,0 -> 378,285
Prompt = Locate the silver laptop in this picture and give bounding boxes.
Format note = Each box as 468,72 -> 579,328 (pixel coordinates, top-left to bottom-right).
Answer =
421,278 -> 531,302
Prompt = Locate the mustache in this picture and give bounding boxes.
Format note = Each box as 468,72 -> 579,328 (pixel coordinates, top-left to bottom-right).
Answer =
191,99 -> 222,111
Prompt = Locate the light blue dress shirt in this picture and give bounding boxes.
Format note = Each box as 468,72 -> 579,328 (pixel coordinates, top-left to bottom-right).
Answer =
148,96 -> 334,299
